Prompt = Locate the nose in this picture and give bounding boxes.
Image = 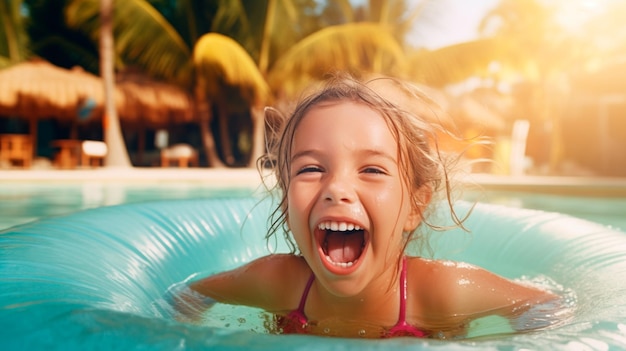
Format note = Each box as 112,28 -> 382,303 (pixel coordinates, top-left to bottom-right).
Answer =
322,173 -> 357,204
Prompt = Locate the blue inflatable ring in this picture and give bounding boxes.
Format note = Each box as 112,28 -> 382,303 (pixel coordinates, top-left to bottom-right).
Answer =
1,197 -> 626,350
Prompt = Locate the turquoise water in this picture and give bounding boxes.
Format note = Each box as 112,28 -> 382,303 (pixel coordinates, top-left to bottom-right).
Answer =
2,197 -> 625,350
462,190 -> 626,232
1,182 -> 624,231
1,179 -> 625,349
0,182 -> 255,229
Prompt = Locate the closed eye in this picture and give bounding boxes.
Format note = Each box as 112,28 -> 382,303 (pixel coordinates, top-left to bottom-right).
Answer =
361,167 -> 387,175
296,165 -> 323,175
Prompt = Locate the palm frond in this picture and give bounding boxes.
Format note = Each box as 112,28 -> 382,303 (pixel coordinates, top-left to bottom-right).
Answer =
193,33 -> 270,105
0,0 -> 29,63
408,38 -> 513,87
65,0 -> 192,86
267,22 -> 407,98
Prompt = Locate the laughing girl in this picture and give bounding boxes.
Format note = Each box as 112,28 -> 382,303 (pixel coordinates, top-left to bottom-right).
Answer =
173,73 -> 563,339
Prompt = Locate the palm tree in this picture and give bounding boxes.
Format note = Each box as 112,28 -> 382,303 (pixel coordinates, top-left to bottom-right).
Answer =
65,0 -> 270,167
63,0 -> 498,168
98,0 -> 131,167
65,0 -> 193,84
264,0 -> 434,98
193,33 -> 271,167
267,22 -> 408,99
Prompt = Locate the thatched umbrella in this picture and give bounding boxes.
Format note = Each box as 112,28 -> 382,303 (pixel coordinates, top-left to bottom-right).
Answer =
0,59 -> 112,157
0,59 -> 108,121
115,71 -> 195,163
116,71 -> 194,127
0,60 -> 195,162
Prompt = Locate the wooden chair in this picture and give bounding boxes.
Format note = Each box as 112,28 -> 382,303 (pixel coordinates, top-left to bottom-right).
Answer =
161,143 -> 198,167
0,134 -> 33,168
81,140 -> 107,167
52,139 -> 81,169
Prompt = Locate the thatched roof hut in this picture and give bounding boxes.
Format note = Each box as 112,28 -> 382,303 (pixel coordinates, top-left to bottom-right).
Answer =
0,59 -> 110,120
116,71 -> 194,127
0,59 -> 194,125
0,60 -> 195,160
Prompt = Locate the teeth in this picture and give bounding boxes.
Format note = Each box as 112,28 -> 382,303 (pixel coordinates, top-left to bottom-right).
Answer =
318,221 -> 362,231
325,255 -> 356,268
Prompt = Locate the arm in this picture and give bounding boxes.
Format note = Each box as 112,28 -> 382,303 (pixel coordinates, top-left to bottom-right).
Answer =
415,259 -> 563,331
172,254 -> 308,321
454,266 -> 568,332
445,263 -> 559,318
167,278 -> 218,322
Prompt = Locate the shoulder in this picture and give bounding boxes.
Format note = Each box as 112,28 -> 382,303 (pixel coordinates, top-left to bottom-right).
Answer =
241,254 -> 313,310
236,254 -> 310,285
406,256 -> 556,318
407,256 -> 511,297
248,253 -> 309,271
406,256 -> 466,277
190,254 -> 311,312
407,256 -> 487,281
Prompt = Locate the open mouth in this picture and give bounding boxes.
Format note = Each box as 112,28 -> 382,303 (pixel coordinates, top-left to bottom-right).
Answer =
317,221 -> 367,268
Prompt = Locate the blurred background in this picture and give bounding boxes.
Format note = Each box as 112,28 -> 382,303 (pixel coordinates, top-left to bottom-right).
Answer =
1,0 -> 625,176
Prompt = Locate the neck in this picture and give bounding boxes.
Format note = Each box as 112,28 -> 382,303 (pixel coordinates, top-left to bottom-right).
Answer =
311,256 -> 405,323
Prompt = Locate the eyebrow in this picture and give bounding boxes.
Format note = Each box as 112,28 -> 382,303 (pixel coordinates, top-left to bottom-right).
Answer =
290,149 -> 320,163
290,148 -> 397,164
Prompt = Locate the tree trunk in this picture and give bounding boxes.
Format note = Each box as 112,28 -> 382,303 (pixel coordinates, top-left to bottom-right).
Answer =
195,85 -> 225,167
217,105 -> 235,166
258,0 -> 276,76
247,106 -> 265,168
100,0 -> 132,168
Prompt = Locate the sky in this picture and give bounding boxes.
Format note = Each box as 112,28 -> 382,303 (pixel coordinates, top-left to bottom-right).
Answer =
406,0 -> 617,49
406,0 -> 499,49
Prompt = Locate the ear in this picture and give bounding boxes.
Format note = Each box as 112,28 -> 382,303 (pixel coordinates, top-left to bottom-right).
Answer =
403,185 -> 432,232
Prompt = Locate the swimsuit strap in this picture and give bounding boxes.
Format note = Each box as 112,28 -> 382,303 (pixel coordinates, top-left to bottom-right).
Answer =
386,256 -> 427,337
277,273 -> 315,333
397,256 -> 408,323
297,273 -> 315,315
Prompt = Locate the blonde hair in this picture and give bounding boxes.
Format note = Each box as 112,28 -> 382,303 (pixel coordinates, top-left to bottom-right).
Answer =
259,72 -> 467,254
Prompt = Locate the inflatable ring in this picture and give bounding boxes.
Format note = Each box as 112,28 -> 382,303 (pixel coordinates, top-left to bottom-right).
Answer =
1,197 -> 626,350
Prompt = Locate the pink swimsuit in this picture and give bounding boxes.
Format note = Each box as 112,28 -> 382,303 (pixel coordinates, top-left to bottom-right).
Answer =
277,257 -> 428,338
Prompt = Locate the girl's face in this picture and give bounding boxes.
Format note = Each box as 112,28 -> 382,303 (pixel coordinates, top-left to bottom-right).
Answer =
287,101 -> 421,297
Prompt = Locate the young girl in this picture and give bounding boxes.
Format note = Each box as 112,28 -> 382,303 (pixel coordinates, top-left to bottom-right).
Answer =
173,73 -> 564,339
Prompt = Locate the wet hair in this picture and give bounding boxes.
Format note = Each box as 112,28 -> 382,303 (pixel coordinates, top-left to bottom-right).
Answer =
258,72 -> 468,254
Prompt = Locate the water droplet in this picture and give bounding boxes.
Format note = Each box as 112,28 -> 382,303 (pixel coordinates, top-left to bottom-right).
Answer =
323,327 -> 330,334
358,329 -> 366,337
238,317 -> 246,324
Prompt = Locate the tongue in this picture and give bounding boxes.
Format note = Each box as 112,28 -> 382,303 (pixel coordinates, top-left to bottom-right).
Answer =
326,231 -> 363,263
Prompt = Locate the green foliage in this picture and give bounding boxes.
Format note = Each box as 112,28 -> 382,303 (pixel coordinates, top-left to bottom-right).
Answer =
193,33 -> 270,105
65,0 -> 192,86
268,22 -> 408,98
0,0 -> 30,67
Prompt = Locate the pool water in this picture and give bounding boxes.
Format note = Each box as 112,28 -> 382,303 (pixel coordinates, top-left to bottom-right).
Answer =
1,182 -> 625,231
461,190 -> 626,232
173,276 -> 577,340
0,182 -> 255,230
2,192 -> 625,350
